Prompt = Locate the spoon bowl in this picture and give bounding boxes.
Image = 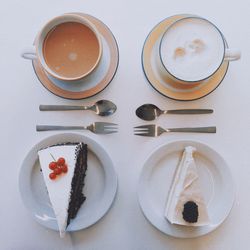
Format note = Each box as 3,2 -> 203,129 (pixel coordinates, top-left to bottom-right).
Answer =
89,100 -> 117,116
136,104 -> 163,121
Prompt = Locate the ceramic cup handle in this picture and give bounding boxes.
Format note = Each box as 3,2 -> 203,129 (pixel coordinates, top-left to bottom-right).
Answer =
225,48 -> 241,61
21,46 -> 37,60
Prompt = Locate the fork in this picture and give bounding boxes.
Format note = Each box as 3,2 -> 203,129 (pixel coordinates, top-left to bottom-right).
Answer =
134,125 -> 216,137
36,122 -> 118,134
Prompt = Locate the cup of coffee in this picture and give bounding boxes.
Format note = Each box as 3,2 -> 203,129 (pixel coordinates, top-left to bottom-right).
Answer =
158,16 -> 241,84
21,14 -> 102,82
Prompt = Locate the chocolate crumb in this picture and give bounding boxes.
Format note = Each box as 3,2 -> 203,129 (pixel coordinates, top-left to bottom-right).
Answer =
182,201 -> 198,223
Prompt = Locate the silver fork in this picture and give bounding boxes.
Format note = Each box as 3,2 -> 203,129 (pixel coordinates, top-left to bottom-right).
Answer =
134,125 -> 216,137
36,122 -> 118,134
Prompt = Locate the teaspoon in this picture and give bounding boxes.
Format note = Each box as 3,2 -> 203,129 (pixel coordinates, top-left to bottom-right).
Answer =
136,104 -> 213,121
39,100 -> 117,116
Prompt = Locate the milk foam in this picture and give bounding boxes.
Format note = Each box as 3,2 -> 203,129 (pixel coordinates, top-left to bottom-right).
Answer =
160,18 -> 225,82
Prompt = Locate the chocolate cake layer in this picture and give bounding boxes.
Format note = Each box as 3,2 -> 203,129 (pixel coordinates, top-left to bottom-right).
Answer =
67,142 -> 88,226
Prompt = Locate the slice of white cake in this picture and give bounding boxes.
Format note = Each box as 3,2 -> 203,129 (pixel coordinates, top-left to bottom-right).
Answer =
38,142 -> 87,237
164,146 -> 210,226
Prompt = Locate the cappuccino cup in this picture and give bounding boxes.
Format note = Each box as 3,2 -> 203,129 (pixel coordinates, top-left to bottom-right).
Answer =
21,14 -> 102,82
158,16 -> 241,83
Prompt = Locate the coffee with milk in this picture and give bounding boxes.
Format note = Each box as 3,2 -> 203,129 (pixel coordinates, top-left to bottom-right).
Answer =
160,17 -> 226,82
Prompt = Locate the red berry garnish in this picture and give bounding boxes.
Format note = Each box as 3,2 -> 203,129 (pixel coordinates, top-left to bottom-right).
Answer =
54,167 -> 62,175
61,164 -> 68,173
57,157 -> 65,166
49,172 -> 56,180
49,162 -> 57,170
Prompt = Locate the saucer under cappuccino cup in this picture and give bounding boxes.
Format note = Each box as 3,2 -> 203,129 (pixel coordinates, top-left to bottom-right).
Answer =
158,16 -> 241,84
21,14 -> 102,82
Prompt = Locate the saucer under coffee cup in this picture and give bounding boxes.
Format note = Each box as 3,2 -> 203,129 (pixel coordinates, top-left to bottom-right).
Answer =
21,13 -> 119,99
21,13 -> 103,82
156,16 -> 241,85
141,14 -> 240,100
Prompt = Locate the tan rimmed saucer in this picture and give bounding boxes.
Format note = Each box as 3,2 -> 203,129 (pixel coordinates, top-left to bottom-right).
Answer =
142,14 -> 229,101
32,13 -> 119,99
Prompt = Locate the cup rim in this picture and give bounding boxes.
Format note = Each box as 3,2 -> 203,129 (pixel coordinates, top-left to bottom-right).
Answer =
159,16 -> 226,83
35,13 -> 103,81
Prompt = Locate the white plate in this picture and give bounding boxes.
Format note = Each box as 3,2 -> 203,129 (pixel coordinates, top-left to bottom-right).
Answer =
138,140 -> 234,238
19,133 -> 118,233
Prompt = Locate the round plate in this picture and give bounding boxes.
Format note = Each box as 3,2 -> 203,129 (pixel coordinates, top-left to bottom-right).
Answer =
33,13 -> 119,99
138,140 -> 234,238
142,14 -> 229,101
19,133 -> 118,233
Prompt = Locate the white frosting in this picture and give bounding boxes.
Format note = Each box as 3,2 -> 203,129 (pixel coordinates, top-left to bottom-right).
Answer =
38,144 -> 78,237
164,146 -> 210,226
160,18 -> 224,81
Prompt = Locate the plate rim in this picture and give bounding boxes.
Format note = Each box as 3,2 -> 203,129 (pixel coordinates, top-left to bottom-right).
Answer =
19,132 -> 118,232
137,139 -> 235,238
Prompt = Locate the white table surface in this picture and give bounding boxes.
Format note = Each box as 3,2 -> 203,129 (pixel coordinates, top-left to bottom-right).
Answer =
1,0 -> 250,249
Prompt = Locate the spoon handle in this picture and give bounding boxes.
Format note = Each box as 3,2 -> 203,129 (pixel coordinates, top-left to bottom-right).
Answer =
39,105 -> 88,111
165,109 -> 213,115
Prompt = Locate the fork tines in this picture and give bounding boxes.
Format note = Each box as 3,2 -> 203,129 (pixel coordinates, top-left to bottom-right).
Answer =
133,124 -> 155,136
95,122 -> 118,134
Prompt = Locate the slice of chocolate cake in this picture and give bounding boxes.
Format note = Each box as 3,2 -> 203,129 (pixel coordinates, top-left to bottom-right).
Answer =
38,142 -> 87,237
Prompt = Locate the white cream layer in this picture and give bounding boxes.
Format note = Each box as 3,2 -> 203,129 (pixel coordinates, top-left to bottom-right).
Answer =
164,146 -> 210,226
38,144 -> 78,237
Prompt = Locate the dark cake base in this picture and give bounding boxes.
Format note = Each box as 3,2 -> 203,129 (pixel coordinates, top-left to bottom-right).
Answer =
67,142 -> 88,226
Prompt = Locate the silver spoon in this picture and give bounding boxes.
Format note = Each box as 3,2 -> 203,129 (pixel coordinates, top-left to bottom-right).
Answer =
136,104 -> 213,121
39,100 -> 117,116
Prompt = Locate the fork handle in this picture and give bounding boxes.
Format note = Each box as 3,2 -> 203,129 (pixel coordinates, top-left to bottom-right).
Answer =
39,105 -> 87,111
166,109 -> 213,114
167,126 -> 216,133
36,125 -> 85,131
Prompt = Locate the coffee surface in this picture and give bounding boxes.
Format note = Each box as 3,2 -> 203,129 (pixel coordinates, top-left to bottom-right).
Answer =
43,22 -> 100,79
160,18 -> 225,82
